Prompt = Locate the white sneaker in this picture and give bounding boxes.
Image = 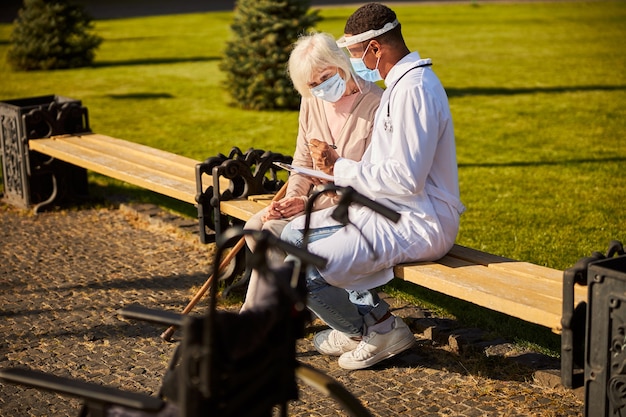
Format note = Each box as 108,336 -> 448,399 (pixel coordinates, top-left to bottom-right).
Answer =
314,329 -> 361,356
338,317 -> 415,370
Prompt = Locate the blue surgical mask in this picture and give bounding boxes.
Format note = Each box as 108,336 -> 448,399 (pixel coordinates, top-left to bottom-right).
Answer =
350,43 -> 382,82
310,72 -> 346,103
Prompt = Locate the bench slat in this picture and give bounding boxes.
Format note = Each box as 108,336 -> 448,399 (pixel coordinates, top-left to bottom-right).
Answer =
394,254 -> 584,332
61,134 -> 199,177
28,134 -> 230,205
30,137 -> 196,204
405,256 -> 563,302
448,244 -> 513,264
75,134 -> 200,169
448,245 -> 563,282
394,261 -> 562,331
220,199 -> 268,222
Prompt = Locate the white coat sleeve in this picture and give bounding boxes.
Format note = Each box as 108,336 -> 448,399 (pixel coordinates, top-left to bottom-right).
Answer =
334,82 -> 442,202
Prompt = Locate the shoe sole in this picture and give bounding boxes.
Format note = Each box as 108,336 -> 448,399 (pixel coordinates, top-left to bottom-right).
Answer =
338,334 -> 415,370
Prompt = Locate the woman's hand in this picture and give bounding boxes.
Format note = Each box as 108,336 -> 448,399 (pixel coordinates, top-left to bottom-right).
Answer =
309,138 -> 339,175
261,197 -> 305,221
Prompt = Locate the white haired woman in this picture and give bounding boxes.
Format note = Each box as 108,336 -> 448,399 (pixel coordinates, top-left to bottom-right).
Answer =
241,32 -> 383,311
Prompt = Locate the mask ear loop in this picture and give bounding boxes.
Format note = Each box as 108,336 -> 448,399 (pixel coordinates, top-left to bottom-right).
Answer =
373,54 -> 381,73
348,67 -> 366,94
365,41 -> 382,76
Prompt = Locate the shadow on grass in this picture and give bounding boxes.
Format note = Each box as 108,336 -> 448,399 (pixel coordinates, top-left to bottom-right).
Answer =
107,92 -> 175,99
459,156 -> 626,169
446,85 -> 626,98
104,36 -> 170,42
447,84 -> 626,98
94,56 -> 219,67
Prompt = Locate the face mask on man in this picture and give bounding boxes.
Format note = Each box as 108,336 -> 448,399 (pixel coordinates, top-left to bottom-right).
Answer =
349,42 -> 382,83
310,72 -> 347,103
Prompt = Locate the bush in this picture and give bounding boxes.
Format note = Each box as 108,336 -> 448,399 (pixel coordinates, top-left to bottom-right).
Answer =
220,0 -> 321,110
7,0 -> 102,71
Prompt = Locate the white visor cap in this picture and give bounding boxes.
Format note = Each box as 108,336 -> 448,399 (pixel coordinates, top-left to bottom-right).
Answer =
336,19 -> 399,48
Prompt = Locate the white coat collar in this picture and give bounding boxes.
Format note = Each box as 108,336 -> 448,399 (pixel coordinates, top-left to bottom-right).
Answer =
384,52 -> 432,88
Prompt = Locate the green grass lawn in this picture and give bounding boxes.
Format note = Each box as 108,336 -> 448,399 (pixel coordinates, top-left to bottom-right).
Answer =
1,1 -> 625,351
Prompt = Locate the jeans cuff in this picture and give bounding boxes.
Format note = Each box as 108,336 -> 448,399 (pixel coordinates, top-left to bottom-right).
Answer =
363,299 -> 391,327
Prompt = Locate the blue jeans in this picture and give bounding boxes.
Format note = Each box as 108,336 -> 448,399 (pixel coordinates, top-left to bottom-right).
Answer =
281,223 -> 389,337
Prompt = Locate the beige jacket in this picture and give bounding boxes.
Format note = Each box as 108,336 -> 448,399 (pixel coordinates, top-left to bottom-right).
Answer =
287,83 -> 383,211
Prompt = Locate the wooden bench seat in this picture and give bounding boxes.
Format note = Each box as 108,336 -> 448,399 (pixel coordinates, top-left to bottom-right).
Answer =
394,246 -> 587,332
219,194 -> 274,221
25,133 -> 586,333
30,133 -> 229,205
22,133 -> 291,245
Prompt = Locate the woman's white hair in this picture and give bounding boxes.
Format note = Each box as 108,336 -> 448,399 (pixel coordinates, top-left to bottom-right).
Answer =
288,32 -> 353,98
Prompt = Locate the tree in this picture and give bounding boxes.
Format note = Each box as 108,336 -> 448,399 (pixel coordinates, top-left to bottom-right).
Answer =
7,0 -> 102,71
220,0 -> 321,110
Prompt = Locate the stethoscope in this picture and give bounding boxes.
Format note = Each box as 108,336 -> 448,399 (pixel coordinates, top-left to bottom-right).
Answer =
383,62 -> 433,133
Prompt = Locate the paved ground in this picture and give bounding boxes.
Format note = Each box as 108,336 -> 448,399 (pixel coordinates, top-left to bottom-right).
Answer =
0,200 -> 585,416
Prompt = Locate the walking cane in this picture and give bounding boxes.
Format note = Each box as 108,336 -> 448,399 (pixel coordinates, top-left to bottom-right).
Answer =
160,181 -> 289,341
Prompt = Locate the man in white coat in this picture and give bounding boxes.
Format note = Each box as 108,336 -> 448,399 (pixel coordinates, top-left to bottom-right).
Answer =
281,2 -> 465,370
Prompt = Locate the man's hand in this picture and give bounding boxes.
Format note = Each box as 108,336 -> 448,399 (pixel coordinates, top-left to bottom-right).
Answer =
309,139 -> 339,175
261,197 -> 305,221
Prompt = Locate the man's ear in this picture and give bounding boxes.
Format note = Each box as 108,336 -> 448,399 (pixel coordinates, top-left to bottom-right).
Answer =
369,40 -> 382,57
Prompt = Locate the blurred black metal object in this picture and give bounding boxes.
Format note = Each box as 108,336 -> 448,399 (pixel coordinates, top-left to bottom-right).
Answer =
562,253 -> 605,389
561,240 -> 626,415
0,95 -> 90,212
583,243 -> 626,416
162,227 -> 323,417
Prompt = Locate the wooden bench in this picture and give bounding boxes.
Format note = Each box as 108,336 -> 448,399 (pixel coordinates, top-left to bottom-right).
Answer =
28,133 -> 204,205
32,132 -> 580,333
8,132 -> 587,332
2,96 -> 589,389
26,133 -> 278,219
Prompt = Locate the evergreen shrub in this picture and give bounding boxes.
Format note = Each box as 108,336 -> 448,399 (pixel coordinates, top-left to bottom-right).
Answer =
220,0 -> 321,110
7,0 -> 102,71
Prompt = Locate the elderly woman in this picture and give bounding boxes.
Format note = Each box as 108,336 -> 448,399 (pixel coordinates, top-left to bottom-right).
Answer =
241,32 -> 382,311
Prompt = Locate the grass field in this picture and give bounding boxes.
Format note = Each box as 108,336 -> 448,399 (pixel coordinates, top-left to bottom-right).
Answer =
1,1 -> 625,350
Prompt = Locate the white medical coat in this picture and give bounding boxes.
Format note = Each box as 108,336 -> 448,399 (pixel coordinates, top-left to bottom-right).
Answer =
290,52 -> 465,291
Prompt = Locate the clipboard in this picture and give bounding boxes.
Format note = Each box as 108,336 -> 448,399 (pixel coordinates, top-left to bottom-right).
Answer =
273,162 -> 334,182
